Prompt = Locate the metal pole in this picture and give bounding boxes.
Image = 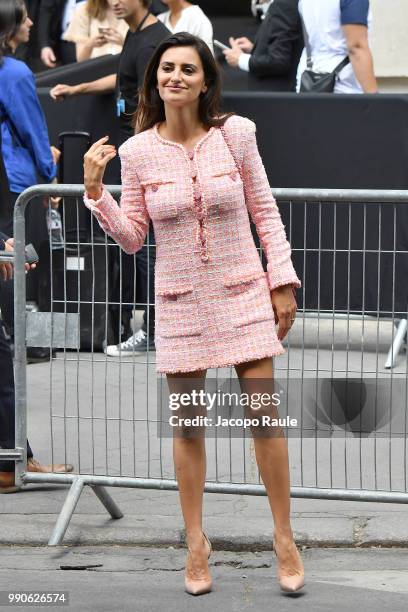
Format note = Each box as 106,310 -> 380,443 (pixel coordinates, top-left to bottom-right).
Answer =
24,472 -> 408,504
48,477 -> 85,546
385,319 -> 408,369
90,485 -> 124,519
13,193 -> 28,487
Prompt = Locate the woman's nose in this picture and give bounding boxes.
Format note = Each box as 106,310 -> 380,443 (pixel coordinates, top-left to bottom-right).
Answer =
170,70 -> 182,81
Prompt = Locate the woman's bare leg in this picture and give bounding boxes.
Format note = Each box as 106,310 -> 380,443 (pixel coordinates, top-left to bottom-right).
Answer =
234,357 -> 303,576
166,369 -> 210,576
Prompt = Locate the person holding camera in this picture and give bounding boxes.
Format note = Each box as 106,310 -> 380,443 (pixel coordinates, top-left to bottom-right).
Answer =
63,0 -> 128,61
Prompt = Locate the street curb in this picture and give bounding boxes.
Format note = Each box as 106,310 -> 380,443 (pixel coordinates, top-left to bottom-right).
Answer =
1,514 -> 408,549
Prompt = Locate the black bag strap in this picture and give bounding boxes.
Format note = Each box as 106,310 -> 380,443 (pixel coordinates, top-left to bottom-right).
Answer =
333,56 -> 350,75
299,12 -> 350,75
299,12 -> 313,70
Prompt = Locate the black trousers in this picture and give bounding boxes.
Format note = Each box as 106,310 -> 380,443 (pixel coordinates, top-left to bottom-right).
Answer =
111,151 -> 156,339
0,192 -> 17,335
0,320 -> 33,472
119,222 -> 156,337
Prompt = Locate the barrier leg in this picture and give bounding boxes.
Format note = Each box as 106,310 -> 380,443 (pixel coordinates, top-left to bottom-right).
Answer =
384,319 -> 408,369
90,485 -> 124,519
48,477 -> 85,546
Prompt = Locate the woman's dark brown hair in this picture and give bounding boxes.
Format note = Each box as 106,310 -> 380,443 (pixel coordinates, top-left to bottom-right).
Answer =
0,0 -> 25,65
133,32 -> 233,134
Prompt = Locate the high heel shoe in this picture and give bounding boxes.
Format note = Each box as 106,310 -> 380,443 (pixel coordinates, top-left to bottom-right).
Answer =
273,535 -> 305,593
184,531 -> 212,595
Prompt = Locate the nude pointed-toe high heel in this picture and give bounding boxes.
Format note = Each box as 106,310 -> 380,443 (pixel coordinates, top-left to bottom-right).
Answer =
273,535 -> 305,594
184,531 -> 212,596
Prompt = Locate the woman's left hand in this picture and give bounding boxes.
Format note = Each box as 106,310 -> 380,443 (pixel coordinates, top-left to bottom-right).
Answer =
270,284 -> 297,341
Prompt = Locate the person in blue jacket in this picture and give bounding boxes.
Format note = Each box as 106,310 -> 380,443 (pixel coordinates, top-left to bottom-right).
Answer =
0,0 -> 61,362
0,0 -> 60,237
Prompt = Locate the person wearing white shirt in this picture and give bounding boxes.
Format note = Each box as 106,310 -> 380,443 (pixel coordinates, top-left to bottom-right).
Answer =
157,1 -> 214,54
223,0 -> 303,91
296,0 -> 377,94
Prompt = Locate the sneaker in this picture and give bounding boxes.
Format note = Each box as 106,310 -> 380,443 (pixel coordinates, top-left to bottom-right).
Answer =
105,329 -> 156,356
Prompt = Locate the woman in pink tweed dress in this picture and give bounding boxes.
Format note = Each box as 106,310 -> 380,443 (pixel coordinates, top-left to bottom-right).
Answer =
83,33 -> 305,596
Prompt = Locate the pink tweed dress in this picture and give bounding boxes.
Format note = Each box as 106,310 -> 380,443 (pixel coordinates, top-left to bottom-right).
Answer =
83,114 -> 301,373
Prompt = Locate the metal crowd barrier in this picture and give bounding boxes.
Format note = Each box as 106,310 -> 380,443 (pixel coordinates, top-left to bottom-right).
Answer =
2,184 -> 408,547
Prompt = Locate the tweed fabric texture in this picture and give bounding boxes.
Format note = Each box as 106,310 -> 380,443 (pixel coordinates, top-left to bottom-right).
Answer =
84,115 -> 301,373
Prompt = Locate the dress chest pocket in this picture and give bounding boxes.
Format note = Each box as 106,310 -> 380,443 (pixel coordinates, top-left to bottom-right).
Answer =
141,178 -> 179,221
206,165 -> 244,211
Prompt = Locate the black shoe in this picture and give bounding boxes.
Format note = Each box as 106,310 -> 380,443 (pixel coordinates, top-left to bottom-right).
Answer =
26,347 -> 56,364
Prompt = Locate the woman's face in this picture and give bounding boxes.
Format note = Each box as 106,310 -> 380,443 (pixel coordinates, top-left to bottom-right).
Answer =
11,8 -> 32,47
157,46 -> 208,109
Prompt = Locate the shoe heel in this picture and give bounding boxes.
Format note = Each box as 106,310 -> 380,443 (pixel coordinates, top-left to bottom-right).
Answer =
203,531 -> 212,559
184,531 -> 212,595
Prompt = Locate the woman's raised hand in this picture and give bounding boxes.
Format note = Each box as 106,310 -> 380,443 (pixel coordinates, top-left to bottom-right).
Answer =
83,136 -> 117,200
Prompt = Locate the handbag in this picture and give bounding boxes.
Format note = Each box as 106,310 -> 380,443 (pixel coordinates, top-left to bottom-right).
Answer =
299,14 -> 350,93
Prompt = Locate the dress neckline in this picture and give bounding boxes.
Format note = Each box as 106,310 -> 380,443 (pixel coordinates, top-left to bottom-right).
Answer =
153,123 -> 216,157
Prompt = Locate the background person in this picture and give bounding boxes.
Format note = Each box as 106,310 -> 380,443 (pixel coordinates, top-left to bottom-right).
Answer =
63,0 -> 129,62
223,0 -> 303,91
13,0 -> 43,71
82,32 -> 304,594
0,227 -> 74,494
50,0 -> 171,354
38,0 -> 87,68
157,0 -> 213,53
296,0 -> 378,94
0,0 -> 60,362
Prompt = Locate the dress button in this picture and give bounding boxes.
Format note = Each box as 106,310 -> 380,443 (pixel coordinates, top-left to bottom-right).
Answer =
151,184 -> 158,192
191,170 -> 197,179
188,151 -> 194,160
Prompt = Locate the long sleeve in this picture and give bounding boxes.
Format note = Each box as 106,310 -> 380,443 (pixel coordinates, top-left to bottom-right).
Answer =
38,0 -> 57,48
249,0 -> 302,78
7,70 -> 56,183
83,142 -> 150,255
241,122 -> 301,291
